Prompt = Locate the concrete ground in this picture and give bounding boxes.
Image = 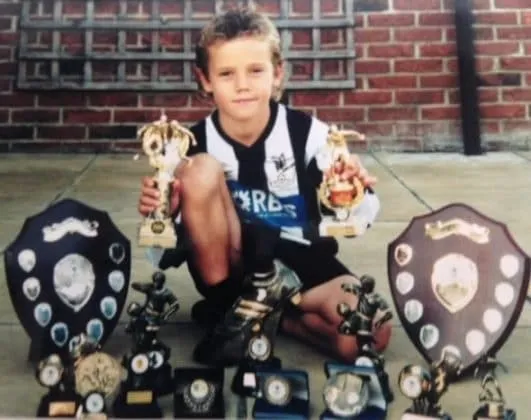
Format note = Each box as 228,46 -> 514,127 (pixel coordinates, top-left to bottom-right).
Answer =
1,151 -> 531,419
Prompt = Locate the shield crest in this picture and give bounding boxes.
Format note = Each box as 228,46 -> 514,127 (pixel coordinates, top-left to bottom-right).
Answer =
387,203 -> 530,375
4,199 -> 131,361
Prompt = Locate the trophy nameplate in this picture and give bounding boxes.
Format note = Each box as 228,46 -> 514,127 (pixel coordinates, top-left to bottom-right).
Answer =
316,125 -> 367,237
388,203 -> 531,375
3,198 -> 131,364
137,113 -> 196,249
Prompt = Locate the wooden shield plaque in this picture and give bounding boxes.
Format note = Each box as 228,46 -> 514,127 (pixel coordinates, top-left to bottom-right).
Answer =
387,203 -> 530,375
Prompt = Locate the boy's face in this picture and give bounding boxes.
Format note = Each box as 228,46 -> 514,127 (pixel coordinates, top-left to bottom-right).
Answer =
198,36 -> 283,122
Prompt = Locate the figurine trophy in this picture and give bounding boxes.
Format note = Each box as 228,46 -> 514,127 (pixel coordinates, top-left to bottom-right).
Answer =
316,125 -> 367,237
321,275 -> 394,419
473,356 -> 516,420
398,348 -> 463,419
70,334 -> 123,420
36,353 -> 83,418
137,112 -> 196,249
113,271 -> 179,418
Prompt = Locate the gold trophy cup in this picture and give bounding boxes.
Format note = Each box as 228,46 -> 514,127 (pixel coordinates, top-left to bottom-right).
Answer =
316,125 -> 366,237
137,113 -> 197,249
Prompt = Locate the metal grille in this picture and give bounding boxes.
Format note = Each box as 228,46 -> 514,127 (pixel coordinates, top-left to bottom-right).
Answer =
17,0 -> 356,91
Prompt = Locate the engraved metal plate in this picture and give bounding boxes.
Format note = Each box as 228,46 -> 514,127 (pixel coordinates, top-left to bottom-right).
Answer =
3,199 -> 131,360
388,203 -> 530,375
75,351 -> 123,397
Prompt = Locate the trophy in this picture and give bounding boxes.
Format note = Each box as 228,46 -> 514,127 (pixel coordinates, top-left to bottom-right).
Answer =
36,353 -> 83,418
173,367 -> 225,418
387,203 -> 531,376
137,113 -> 197,249
316,125 -> 367,237
473,355 -> 516,420
321,275 -> 394,419
70,334 -> 123,419
398,347 -> 462,419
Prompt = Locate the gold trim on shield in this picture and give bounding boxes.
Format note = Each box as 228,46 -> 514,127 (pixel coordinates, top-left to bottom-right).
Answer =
425,218 -> 490,244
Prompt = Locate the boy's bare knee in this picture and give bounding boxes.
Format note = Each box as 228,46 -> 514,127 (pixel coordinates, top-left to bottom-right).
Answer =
178,153 -> 224,200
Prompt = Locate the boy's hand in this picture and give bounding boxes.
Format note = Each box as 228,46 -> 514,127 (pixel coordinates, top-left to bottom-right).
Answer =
340,154 -> 378,188
137,176 -> 181,217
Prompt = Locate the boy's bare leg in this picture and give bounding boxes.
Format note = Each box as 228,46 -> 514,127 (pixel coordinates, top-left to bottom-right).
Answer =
176,153 -> 242,286
281,275 -> 392,363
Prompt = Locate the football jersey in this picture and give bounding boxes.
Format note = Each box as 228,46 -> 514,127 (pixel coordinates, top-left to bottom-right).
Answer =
187,100 -> 379,240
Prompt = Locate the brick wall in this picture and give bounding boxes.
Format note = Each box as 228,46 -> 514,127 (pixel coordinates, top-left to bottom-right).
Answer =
0,0 -> 530,152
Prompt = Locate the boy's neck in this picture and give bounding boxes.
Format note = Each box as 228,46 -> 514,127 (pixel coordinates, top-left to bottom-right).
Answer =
218,103 -> 272,147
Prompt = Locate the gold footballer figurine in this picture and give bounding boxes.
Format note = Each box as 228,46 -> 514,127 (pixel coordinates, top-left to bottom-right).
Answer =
316,125 -> 366,237
137,111 -> 197,249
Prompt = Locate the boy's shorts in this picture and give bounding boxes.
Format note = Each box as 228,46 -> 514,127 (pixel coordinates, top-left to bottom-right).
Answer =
186,229 -> 353,305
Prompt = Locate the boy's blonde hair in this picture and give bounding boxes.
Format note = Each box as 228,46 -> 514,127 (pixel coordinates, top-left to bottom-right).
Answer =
194,5 -> 285,101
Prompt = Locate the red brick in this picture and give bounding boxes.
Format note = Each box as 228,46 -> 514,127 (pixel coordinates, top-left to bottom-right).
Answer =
418,12 -> 453,26
396,122 -> 444,137
494,0 -> 530,8
0,32 -> 17,44
355,123 -> 394,136
114,109 -> 164,123
368,44 -> 414,58
527,74 -> 531,86
367,13 -> 414,27
12,110 -> 60,123
503,120 -> 531,131
483,122 -> 500,133
448,88 -> 499,103
396,90 -> 444,104
37,126 -> 86,140
0,79 -> 11,92
0,110 -> 8,123
0,17 -> 12,30
525,43 -> 531,55
355,29 -> 391,43
481,73 -> 521,86
395,59 -> 443,73
63,1 -> 85,15
422,106 -> 460,120
480,104 -> 525,119
64,110 -> 111,124
0,47 -> 11,60
475,42 -> 519,56
0,93 -> 35,107
141,94 -> 189,108
38,93 -> 86,107
446,27 -> 493,41
500,57 -> 531,71
371,138 -> 423,151
420,43 -> 456,57
291,92 -> 341,107
344,91 -> 393,105
474,12 -> 518,25
523,11 -> 531,25
368,75 -> 417,89
89,93 -> 139,107
420,74 -> 458,88
159,1 -> 183,15
89,125 -> 138,140
502,88 -> 531,101
394,0 -> 441,10
94,2 -> 120,15
355,60 -> 391,74
0,3 -> 20,15
447,57 -> 494,72
369,107 -> 417,121
497,27 -> 531,40
0,126 -> 34,140
395,28 -> 442,42
316,108 -> 365,122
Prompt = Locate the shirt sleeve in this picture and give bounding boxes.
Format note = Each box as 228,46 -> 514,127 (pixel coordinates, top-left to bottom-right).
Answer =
304,117 -> 330,188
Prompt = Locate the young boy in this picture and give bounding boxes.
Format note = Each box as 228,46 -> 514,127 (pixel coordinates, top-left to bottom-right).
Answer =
138,6 -> 391,365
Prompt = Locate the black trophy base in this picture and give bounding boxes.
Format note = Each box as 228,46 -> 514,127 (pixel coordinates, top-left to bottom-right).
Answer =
321,406 -> 386,420
401,410 -> 452,420
232,356 -> 282,397
252,369 -> 310,420
152,363 -> 174,397
112,388 -> 162,419
36,389 -> 82,418
473,406 -> 516,420
173,367 -> 225,419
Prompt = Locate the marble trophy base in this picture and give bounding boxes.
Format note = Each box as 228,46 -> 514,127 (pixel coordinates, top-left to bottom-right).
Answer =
253,369 -> 310,420
36,388 -> 82,418
473,405 -> 516,420
319,215 -> 366,237
138,217 -> 176,248
401,412 -> 452,420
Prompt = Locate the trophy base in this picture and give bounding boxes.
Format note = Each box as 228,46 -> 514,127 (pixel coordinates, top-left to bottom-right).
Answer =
112,388 -> 162,419
321,406 -> 386,420
152,362 -> 174,397
319,216 -> 366,237
232,356 -> 282,397
138,218 -> 177,249
402,412 -> 452,420
473,406 -> 516,420
36,389 -> 82,418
